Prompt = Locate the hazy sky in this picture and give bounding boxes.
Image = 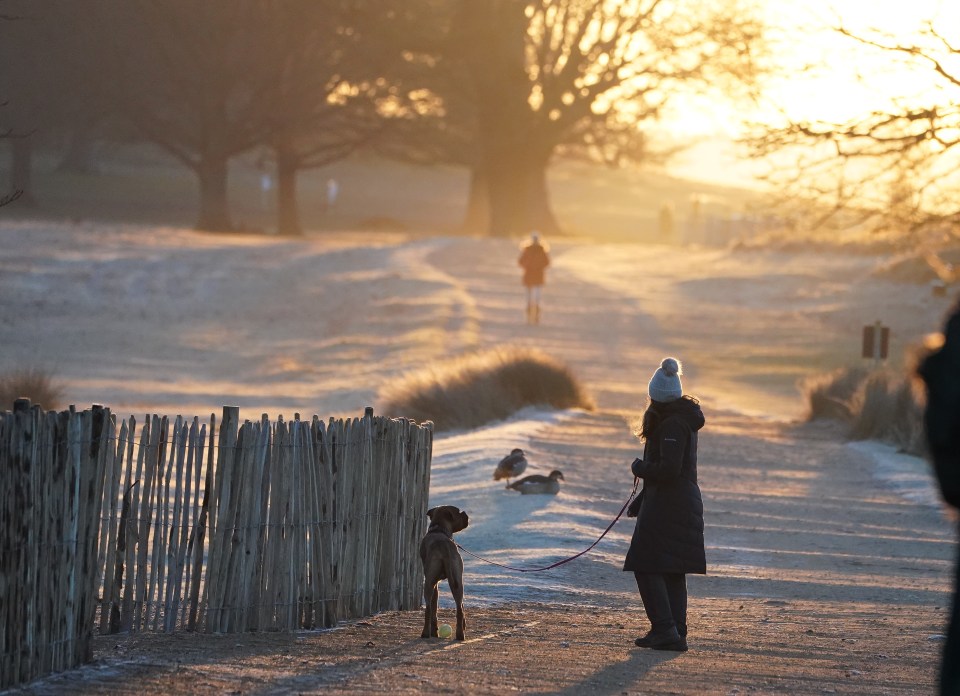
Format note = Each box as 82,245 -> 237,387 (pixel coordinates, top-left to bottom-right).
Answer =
664,0 -> 960,188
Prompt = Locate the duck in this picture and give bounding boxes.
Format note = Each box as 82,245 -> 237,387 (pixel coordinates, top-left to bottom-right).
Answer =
493,448 -> 528,487
507,470 -> 565,495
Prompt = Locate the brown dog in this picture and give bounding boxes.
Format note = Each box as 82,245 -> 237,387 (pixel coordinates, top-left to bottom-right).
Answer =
420,505 -> 469,640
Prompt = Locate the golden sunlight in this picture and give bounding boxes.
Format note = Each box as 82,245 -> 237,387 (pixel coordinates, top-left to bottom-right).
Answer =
666,0 -> 960,186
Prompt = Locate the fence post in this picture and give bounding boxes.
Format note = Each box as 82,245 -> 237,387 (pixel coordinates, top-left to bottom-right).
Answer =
187,413 -> 215,631
205,406 -> 239,633
77,406 -> 110,660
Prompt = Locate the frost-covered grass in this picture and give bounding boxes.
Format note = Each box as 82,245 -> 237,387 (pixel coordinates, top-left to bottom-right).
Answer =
801,365 -> 926,456
377,346 -> 595,432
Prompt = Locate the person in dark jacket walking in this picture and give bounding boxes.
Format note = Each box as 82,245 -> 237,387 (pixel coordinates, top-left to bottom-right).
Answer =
918,300 -> 960,695
624,357 -> 706,652
518,232 -> 550,325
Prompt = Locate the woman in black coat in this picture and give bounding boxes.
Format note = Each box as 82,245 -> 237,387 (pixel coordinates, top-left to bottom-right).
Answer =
624,357 -> 706,652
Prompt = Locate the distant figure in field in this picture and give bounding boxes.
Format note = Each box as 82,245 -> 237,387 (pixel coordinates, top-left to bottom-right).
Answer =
325,178 -> 339,211
658,202 -> 675,243
918,300 -> 960,696
518,232 -> 550,325
258,159 -> 273,212
260,173 -> 272,207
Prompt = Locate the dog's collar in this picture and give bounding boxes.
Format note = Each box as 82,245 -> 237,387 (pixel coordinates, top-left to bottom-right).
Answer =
427,522 -> 452,538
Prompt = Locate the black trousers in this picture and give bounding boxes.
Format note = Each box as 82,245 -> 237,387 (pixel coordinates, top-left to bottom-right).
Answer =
634,571 -> 687,637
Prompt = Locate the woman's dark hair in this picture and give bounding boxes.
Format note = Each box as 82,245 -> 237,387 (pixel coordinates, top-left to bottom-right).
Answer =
634,395 -> 699,441
638,404 -> 660,442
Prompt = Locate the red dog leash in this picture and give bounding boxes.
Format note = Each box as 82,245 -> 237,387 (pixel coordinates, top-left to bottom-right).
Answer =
455,478 -> 639,573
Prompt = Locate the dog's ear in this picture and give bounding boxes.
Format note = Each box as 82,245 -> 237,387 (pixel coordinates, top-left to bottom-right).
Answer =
426,506 -> 437,521
453,509 -> 469,533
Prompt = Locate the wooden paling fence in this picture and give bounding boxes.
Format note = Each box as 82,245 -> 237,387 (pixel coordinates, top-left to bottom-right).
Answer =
0,401 -> 433,689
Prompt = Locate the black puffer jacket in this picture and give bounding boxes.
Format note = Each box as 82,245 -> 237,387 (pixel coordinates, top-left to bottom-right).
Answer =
623,397 -> 706,575
918,302 -> 960,508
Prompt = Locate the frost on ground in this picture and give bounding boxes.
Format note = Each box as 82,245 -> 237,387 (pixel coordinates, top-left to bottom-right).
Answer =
3,220 -> 956,694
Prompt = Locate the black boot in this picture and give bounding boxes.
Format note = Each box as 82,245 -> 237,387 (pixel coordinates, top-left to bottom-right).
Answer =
634,627 -> 688,651
634,630 -> 657,647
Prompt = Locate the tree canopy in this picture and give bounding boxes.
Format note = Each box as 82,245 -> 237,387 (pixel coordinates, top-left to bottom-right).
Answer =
448,0 -> 767,236
2,0 -> 768,236
747,14 -> 960,248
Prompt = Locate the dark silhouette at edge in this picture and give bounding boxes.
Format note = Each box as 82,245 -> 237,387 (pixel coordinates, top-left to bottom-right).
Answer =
918,300 -> 960,696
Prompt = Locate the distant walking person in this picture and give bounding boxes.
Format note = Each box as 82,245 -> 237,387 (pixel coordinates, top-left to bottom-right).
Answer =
325,178 -> 339,210
258,159 -> 273,212
918,300 -> 960,696
624,357 -> 706,652
518,231 -> 550,324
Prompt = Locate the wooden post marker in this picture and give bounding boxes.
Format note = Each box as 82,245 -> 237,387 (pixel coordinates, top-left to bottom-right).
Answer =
862,320 -> 890,365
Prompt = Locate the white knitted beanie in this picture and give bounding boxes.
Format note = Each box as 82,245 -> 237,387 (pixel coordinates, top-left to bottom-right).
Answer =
647,357 -> 683,403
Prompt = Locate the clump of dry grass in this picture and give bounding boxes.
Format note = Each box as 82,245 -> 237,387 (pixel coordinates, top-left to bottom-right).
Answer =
377,346 -> 595,432
873,247 -> 960,284
847,370 -> 899,439
801,366 -> 870,422
732,235 -> 903,257
0,367 -> 65,412
801,364 -> 926,456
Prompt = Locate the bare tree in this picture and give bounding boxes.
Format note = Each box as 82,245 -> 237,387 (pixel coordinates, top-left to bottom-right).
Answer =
91,0 -> 421,234
746,17 -> 960,249
0,103 -> 24,206
261,2 -> 411,236
0,2 -> 116,206
0,2 -> 41,207
445,0 -> 766,237
362,2 -> 478,187
92,1 -> 299,231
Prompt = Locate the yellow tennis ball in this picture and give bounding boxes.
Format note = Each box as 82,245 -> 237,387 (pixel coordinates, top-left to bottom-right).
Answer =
438,623 -> 453,638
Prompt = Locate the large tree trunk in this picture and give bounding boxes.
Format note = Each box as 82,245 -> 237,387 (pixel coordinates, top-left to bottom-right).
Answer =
56,126 -> 98,174
526,159 -> 560,236
10,136 -> 37,207
194,155 -> 233,231
486,156 -> 529,237
462,167 -> 490,234
483,148 -> 559,238
458,0 -> 535,237
274,147 -> 302,237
